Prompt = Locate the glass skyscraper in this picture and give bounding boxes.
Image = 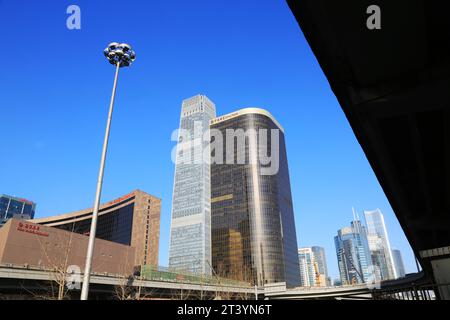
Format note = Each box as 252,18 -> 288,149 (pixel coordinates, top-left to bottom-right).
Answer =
298,247 -> 316,287
0,194 -> 36,228
169,95 -> 216,275
364,209 -> 397,280
311,246 -> 329,286
392,249 -> 406,278
210,108 -> 300,287
334,220 -> 373,285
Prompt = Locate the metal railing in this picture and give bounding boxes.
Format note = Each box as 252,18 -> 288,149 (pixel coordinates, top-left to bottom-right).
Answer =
372,282 -> 450,300
139,265 -> 251,288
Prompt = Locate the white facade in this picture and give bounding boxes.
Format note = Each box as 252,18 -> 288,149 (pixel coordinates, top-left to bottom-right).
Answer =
298,247 -> 316,287
364,209 -> 397,280
169,95 -> 216,275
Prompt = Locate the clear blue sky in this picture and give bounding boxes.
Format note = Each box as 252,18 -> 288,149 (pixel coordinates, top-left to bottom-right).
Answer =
0,0 -> 417,280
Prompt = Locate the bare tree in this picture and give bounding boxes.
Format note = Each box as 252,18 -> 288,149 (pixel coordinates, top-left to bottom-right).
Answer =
134,282 -> 160,300
115,265 -> 169,300
213,262 -> 253,300
167,269 -> 194,300
114,275 -> 134,300
28,222 -> 78,300
113,249 -> 141,300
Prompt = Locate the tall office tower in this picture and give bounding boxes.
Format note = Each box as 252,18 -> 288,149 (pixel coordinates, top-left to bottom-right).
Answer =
298,247 -> 316,287
334,219 -> 373,285
364,209 -> 397,280
0,194 -> 36,228
210,108 -> 300,288
312,246 -> 329,287
169,95 -> 216,275
392,249 -> 406,278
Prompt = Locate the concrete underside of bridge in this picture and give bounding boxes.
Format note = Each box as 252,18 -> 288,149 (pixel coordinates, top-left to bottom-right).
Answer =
287,0 -> 450,298
0,266 -> 259,300
0,277 -> 247,300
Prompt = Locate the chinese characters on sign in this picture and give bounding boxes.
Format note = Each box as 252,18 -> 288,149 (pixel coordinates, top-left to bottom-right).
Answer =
17,222 -> 49,237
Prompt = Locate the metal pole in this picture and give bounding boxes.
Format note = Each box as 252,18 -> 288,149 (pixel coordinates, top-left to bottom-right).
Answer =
255,285 -> 258,300
80,62 -> 120,300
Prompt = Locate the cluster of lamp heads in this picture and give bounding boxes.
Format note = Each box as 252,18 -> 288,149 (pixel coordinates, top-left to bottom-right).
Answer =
103,42 -> 136,67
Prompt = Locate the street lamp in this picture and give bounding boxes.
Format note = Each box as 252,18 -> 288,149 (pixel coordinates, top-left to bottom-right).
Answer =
80,42 -> 136,300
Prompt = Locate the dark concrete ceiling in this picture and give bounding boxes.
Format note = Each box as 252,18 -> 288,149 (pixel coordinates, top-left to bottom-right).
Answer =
287,0 -> 450,274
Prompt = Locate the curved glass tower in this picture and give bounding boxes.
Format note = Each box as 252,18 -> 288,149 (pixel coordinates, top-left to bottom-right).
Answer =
210,108 -> 300,287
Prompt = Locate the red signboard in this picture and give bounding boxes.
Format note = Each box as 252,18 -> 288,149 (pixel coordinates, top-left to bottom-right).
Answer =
17,198 -> 34,205
106,192 -> 135,206
17,222 -> 49,237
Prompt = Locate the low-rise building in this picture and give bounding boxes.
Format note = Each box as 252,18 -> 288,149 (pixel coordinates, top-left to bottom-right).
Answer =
0,219 -> 135,275
32,190 -> 161,267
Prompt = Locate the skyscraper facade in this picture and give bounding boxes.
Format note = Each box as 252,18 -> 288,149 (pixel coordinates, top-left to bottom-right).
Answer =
364,209 -> 397,280
298,247 -> 316,287
210,108 -> 300,287
392,249 -> 406,278
169,95 -> 216,275
0,194 -> 36,228
334,220 -> 373,285
311,246 -> 329,286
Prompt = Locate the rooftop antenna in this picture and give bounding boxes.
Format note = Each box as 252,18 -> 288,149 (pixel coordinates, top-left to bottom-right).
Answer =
352,207 -> 362,233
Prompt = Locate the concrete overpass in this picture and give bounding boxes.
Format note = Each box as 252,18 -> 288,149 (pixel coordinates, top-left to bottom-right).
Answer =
1,264 -> 441,300
287,0 -> 450,299
264,272 -> 438,300
0,264 -> 260,300
264,283 -> 372,300
0,264 -> 392,300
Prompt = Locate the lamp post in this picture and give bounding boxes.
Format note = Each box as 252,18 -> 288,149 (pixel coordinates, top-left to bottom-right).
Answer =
80,42 -> 136,300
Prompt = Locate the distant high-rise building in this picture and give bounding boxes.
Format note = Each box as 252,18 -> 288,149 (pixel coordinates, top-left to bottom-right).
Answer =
334,219 -> 373,285
364,209 -> 397,280
311,246 -> 329,286
210,108 -> 300,287
298,247 -> 316,287
392,249 -> 406,278
169,95 -> 216,275
0,194 -> 36,228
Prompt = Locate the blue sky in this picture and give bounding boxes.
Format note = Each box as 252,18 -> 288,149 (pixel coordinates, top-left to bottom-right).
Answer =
0,0 -> 417,280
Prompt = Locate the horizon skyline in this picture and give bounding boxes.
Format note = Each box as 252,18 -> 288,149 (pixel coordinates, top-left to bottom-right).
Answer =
6,184 -> 412,282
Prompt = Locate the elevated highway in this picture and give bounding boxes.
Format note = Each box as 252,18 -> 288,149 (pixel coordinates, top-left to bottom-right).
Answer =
265,283 -> 372,300
1,264 -> 441,300
0,264 -> 260,299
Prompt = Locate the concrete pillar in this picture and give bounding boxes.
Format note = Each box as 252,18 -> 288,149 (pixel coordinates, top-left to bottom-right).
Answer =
430,257 -> 450,300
